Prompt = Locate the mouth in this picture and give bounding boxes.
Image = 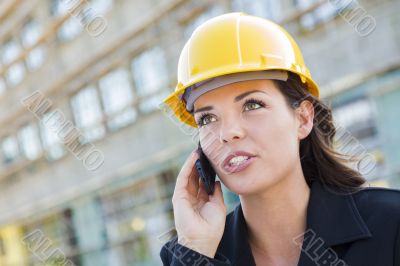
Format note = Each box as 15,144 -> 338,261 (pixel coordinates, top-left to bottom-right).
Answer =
222,151 -> 257,174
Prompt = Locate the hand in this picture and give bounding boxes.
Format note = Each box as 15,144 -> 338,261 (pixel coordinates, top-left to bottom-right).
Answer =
172,149 -> 227,258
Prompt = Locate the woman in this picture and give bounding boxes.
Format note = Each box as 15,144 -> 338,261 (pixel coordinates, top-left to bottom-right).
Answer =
160,13 -> 400,266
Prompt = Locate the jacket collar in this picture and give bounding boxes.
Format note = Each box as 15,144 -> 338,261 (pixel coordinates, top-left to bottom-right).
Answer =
304,179 -> 372,247
219,179 -> 372,264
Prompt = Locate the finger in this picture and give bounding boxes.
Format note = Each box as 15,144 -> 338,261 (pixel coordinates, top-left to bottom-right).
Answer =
173,149 -> 199,196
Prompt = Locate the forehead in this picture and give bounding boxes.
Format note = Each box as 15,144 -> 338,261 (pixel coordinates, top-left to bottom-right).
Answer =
193,79 -> 280,108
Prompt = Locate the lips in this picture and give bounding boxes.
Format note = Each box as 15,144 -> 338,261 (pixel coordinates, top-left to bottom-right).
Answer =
222,151 -> 257,172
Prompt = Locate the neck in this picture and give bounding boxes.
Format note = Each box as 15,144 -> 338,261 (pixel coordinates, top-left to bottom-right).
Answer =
239,163 -> 311,259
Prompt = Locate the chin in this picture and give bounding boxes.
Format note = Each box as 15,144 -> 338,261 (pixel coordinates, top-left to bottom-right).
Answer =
219,171 -> 284,196
220,176 -> 273,196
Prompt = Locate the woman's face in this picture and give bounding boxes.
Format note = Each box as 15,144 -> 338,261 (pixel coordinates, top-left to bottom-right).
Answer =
193,79 -> 312,196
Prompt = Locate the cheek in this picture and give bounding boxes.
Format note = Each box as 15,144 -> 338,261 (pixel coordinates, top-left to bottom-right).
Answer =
249,114 -> 299,161
213,113 -> 300,194
199,131 -> 227,167
198,110 -> 299,175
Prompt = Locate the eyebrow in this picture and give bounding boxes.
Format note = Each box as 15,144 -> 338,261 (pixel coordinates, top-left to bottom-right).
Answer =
193,89 -> 267,114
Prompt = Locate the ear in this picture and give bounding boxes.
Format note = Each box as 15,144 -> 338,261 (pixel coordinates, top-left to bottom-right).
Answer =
295,100 -> 314,140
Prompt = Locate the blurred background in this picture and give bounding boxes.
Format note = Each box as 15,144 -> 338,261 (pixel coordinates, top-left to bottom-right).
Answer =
0,0 -> 399,265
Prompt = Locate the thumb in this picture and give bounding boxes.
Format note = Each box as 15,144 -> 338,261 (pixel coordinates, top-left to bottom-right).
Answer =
210,181 -> 225,208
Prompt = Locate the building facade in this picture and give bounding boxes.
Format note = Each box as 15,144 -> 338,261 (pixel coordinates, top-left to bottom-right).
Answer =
0,0 -> 399,265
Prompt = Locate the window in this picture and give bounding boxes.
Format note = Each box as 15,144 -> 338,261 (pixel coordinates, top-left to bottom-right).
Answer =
1,39 -> 26,86
90,0 -> 113,14
71,85 -> 105,141
231,0 -> 281,21
18,123 -> 42,160
40,111 -> 65,160
295,0 -> 338,31
333,98 -> 377,140
99,68 -> 137,130
131,47 -> 170,113
22,211 -> 80,266
21,19 -> 47,70
1,135 -> 20,164
51,0 -> 82,41
184,5 -> 224,39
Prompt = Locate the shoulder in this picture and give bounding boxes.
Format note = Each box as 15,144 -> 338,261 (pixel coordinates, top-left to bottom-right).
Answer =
352,185 -> 400,216
352,185 -> 400,263
351,185 -> 400,229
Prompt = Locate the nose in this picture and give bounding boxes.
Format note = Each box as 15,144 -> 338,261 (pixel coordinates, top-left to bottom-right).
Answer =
219,117 -> 246,143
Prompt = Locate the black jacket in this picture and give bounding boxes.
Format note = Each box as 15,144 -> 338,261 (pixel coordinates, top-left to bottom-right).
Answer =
160,179 -> 400,265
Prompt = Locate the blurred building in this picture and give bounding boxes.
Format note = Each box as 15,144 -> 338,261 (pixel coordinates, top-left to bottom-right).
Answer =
0,0 -> 399,265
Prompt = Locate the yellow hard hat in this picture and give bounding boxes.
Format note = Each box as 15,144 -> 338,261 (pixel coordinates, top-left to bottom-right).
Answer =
163,12 -> 320,128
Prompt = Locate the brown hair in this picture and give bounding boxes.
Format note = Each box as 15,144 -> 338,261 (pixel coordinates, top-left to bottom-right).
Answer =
274,73 -> 367,195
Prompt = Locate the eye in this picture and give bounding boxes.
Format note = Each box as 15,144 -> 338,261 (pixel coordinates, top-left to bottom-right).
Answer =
243,98 -> 266,111
195,98 -> 266,127
196,112 -> 216,127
